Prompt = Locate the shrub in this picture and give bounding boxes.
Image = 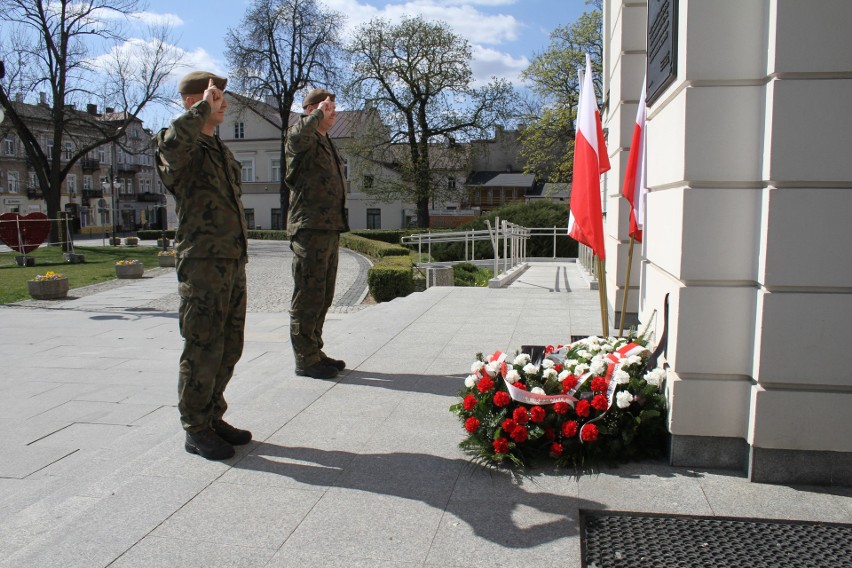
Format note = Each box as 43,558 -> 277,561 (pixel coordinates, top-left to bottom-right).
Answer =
340,233 -> 409,258
137,230 -> 176,240
367,263 -> 414,302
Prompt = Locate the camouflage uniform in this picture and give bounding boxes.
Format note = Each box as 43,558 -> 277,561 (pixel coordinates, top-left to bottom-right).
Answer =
285,109 -> 349,368
153,100 -> 249,432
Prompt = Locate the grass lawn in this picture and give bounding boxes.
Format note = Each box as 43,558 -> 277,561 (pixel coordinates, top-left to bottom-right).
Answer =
0,245 -> 166,305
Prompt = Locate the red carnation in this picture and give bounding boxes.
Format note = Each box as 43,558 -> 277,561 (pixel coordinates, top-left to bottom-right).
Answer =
493,391 -> 511,407
501,418 -> 517,433
513,382 -> 527,391
591,377 -> 608,393
562,375 -> 579,392
510,425 -> 528,443
553,401 -> 569,415
463,394 -> 477,411
576,399 -> 591,418
544,426 -> 557,440
493,437 -> 509,454
477,376 -> 495,393
512,407 -> 529,424
529,405 -> 546,423
554,364 -> 564,372
545,345 -> 555,354
464,417 -> 480,433
562,420 -> 579,438
581,423 -> 599,442
591,394 -> 609,411
550,442 -> 563,457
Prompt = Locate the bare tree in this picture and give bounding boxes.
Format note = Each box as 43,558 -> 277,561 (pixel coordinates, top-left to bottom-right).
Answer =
0,0 -> 180,241
225,0 -> 344,230
344,16 -> 516,228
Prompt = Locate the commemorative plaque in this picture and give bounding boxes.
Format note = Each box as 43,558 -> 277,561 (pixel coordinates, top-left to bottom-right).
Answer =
646,0 -> 678,106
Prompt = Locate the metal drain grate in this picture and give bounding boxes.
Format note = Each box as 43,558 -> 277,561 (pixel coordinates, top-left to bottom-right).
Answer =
581,510 -> 852,568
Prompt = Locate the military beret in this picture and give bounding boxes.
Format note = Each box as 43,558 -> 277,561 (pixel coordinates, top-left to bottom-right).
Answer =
302,88 -> 336,108
178,71 -> 227,95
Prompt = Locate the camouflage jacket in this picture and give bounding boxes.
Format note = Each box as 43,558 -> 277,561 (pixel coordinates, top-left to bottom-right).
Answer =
153,100 -> 248,259
284,110 -> 350,235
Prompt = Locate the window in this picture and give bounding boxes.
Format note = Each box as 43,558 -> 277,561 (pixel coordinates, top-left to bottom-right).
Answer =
234,122 -> 245,139
64,141 -> 72,160
271,159 -> 281,182
244,208 -> 255,229
447,176 -> 456,191
98,147 -> 105,163
3,137 -> 14,156
29,172 -> 38,189
66,174 -> 76,195
343,157 -> 350,181
367,208 -> 381,230
241,160 -> 254,183
364,175 -> 374,189
46,140 -> 54,159
271,208 -> 282,230
83,175 -> 92,190
8,171 -> 19,193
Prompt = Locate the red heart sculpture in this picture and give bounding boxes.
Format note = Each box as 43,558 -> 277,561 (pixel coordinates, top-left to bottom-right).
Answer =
0,212 -> 51,254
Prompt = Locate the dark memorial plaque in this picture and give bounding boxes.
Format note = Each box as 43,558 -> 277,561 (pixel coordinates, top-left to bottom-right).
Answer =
646,0 -> 678,106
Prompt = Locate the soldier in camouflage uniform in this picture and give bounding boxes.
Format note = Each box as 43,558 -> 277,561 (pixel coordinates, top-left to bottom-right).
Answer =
153,71 -> 252,460
285,88 -> 350,379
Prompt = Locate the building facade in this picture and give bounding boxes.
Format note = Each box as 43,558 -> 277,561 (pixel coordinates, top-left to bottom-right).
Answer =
604,0 -> 852,484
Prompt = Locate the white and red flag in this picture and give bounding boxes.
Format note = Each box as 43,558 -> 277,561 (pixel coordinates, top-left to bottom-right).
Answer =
568,53 -> 610,259
621,78 -> 647,243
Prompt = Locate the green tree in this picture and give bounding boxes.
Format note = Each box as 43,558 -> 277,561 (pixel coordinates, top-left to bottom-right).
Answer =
519,5 -> 603,183
344,16 -> 516,228
225,0 -> 344,230
0,0 -> 179,242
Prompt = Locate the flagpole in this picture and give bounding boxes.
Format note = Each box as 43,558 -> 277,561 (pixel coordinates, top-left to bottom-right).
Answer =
618,234 -> 636,337
595,255 -> 610,337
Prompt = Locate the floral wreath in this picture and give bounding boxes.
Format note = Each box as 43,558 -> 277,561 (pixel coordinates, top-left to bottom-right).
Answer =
451,333 -> 668,469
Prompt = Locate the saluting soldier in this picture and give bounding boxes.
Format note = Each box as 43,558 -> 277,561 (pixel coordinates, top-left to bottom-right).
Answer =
285,88 -> 350,379
153,71 -> 252,460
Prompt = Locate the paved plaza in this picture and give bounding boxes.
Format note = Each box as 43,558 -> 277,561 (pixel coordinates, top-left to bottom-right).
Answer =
0,241 -> 850,567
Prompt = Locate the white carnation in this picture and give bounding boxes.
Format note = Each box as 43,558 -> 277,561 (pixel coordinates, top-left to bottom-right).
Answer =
644,368 -> 666,387
513,353 -> 530,366
615,369 -> 631,385
627,355 -> 643,366
589,344 -> 601,353
531,387 -> 546,395
464,374 -> 477,388
574,364 -> 589,375
577,349 -> 592,360
542,368 -> 557,380
485,361 -> 501,377
565,359 -> 579,369
541,358 -> 555,369
522,363 -> 539,375
601,344 -> 614,353
471,361 -> 485,374
505,369 -> 520,384
558,370 -> 572,381
590,359 -> 607,376
616,391 -> 634,409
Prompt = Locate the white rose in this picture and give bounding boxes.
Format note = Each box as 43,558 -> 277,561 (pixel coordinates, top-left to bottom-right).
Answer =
522,363 -> 539,375
531,387 -> 546,395
616,391 -> 634,409
505,369 -> 520,384
464,374 -> 477,388
541,359 -> 555,369
543,368 -> 557,380
615,370 -> 631,385
513,353 -> 530,366
471,361 -> 485,374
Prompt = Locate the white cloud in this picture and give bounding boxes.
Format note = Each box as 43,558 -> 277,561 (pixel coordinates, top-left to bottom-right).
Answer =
131,11 -> 184,27
470,44 -> 528,85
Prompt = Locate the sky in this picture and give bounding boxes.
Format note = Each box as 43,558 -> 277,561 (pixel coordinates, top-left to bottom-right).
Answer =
132,0 -> 591,126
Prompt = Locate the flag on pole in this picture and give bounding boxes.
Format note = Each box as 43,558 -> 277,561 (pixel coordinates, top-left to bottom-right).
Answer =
568,53 -> 610,259
621,78 -> 647,243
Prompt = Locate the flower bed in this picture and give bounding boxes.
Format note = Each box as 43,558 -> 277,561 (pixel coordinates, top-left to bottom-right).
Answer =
115,259 -> 144,279
157,249 -> 176,267
451,334 -> 668,469
27,271 -> 69,299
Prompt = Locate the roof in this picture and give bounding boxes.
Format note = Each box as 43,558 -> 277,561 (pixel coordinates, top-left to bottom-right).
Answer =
466,171 -> 535,188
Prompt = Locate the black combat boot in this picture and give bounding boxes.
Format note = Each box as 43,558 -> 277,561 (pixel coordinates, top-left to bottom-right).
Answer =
295,362 -> 339,379
185,428 -> 235,460
212,419 -> 252,446
321,356 -> 346,371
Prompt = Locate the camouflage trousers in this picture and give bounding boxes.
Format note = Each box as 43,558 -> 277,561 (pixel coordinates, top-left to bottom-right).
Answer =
289,229 -> 339,368
176,257 -> 247,432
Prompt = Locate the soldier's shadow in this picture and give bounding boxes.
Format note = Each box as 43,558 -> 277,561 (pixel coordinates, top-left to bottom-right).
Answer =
234,443 -> 602,548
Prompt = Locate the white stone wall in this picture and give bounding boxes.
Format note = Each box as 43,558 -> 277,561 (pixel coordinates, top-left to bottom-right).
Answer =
604,0 -> 852,462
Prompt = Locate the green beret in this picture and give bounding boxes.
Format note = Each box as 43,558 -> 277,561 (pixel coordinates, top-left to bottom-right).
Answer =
302,88 -> 335,108
178,71 -> 227,95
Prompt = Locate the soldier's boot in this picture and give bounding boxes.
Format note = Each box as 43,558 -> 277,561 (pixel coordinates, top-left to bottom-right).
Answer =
212,419 -> 252,446
321,356 -> 346,371
185,428 -> 235,460
295,362 -> 339,379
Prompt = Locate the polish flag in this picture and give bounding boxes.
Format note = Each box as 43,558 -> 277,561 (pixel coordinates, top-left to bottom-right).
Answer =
621,79 -> 647,243
568,53 -> 610,260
